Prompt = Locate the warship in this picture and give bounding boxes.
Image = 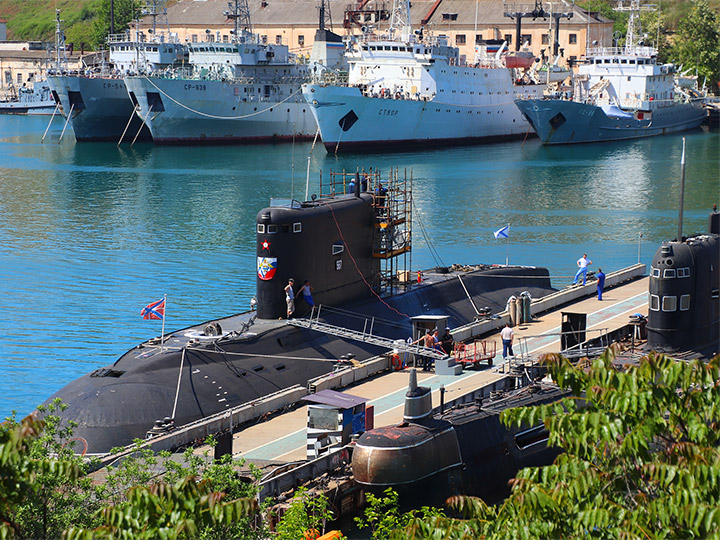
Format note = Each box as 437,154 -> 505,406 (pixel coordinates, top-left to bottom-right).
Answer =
352,369 -> 568,505
514,0 -> 706,145
302,0 -> 545,153
46,2 -> 186,142
123,0 -> 346,144
40,168 -> 557,454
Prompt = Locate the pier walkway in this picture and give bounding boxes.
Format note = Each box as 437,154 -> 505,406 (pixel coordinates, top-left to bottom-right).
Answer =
207,274 -> 649,465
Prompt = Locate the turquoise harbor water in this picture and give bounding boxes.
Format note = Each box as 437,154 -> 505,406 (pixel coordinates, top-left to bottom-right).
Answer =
0,115 -> 718,419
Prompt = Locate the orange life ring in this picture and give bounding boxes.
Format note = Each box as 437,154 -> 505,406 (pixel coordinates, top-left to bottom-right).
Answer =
391,353 -> 402,371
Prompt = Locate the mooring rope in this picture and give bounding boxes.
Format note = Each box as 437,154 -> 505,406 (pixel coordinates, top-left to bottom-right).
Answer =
142,76 -> 304,120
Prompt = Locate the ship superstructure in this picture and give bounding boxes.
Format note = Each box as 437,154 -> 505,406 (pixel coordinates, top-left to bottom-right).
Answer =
302,0 -> 545,152
514,0 -> 706,144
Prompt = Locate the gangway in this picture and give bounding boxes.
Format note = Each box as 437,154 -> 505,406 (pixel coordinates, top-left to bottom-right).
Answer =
287,306 -> 448,361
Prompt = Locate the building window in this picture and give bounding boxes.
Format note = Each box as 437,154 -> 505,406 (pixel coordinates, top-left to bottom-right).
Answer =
17,73 -> 22,84
191,35 -> 198,43
207,34 -> 215,42
521,34 -> 532,45
456,34 -> 466,45
649,294 -> 660,311
662,296 -> 677,312
504,34 -> 512,45
223,34 -> 229,43
276,35 -> 282,45
4,71 -> 11,84
541,34 -> 549,44
475,34 -> 483,44
569,33 -> 577,44
298,35 -> 305,46
680,294 -> 691,311
261,35 -> 268,44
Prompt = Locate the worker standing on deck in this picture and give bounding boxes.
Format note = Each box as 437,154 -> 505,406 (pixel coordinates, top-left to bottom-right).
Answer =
284,278 -> 295,318
597,268 -> 606,300
440,327 -> 454,355
572,254 -> 592,286
501,323 -> 515,361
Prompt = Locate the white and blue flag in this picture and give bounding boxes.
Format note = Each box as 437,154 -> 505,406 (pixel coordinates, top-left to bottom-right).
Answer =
493,225 -> 509,239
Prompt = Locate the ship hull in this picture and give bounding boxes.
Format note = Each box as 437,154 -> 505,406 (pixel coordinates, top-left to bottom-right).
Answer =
124,76 -> 317,144
47,75 -> 150,142
43,264 -> 555,454
303,78 -> 544,153
515,98 -> 707,144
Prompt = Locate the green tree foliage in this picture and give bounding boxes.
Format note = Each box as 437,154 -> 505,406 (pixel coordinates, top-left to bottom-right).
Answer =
355,488 -> 445,540
63,477 -> 257,540
0,406 -> 81,540
91,0 -> 142,49
667,0 -> 720,90
400,348 -> 720,539
274,487 -> 335,540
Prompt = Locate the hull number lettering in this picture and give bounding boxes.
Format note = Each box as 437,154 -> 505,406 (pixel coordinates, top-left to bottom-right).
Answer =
378,108 -> 399,116
183,83 -> 207,91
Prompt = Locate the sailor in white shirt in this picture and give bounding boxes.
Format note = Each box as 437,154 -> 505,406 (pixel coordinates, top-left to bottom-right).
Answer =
572,253 -> 592,286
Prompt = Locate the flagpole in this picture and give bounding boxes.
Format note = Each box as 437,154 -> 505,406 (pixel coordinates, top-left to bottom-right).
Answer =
505,223 -> 509,265
161,294 -> 167,353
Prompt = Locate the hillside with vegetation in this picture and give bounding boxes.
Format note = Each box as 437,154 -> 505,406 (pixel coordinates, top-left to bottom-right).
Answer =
0,0 -> 179,50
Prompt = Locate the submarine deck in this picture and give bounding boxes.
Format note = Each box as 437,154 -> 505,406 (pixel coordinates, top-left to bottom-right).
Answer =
197,274 -> 649,465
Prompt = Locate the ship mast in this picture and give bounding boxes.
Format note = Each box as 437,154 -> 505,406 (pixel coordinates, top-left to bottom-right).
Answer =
318,0 -> 333,33
224,0 -> 253,40
141,0 -> 170,37
614,0 -> 656,52
53,9 -> 68,71
388,0 -> 412,42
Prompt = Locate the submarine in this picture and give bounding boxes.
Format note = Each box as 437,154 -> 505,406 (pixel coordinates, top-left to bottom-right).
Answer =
352,368 -> 568,505
647,206 -> 720,358
40,169 -> 557,454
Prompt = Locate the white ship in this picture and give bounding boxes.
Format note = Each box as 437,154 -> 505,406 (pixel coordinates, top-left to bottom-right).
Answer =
124,0 -> 346,144
302,0 -> 545,153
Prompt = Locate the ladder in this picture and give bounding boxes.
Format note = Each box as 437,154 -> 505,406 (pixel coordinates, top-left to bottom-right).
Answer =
287,307 -> 448,360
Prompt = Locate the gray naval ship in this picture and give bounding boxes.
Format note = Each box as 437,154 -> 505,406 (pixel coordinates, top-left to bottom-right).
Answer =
47,2 -> 186,142
123,0 -> 347,144
515,0 -> 706,145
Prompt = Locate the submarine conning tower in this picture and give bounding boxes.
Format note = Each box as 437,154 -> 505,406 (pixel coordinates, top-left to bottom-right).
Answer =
255,194 -> 377,319
647,207 -> 720,356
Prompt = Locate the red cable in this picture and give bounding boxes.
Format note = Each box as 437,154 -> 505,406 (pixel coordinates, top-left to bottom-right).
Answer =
320,200 -> 411,320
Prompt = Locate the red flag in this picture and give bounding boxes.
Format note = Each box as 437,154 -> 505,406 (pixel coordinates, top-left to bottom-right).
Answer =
141,298 -> 165,320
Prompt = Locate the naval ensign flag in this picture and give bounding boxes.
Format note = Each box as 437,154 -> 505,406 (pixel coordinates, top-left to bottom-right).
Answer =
493,224 -> 510,265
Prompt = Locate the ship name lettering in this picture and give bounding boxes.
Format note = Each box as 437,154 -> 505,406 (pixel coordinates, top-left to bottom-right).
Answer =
378,108 -> 399,116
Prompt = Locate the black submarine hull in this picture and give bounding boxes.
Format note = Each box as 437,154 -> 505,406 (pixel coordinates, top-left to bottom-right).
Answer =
42,191 -> 557,454
352,383 -> 566,505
